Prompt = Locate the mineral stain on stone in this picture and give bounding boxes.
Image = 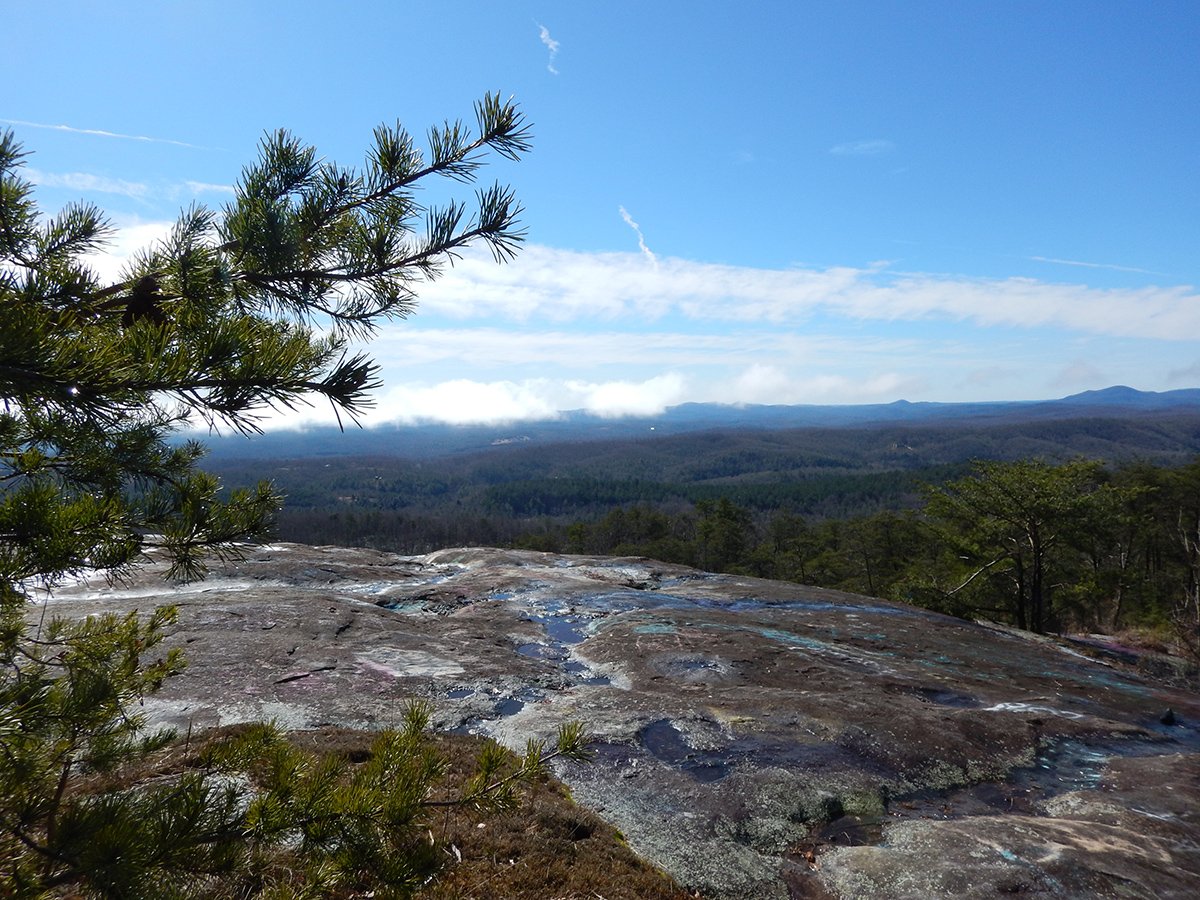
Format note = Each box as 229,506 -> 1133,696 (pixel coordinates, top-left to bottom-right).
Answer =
633,622 -> 677,635
916,687 -> 981,708
890,733 -> 1186,821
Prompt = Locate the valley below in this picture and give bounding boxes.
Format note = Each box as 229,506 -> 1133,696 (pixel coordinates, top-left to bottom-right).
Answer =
40,542 -> 1200,899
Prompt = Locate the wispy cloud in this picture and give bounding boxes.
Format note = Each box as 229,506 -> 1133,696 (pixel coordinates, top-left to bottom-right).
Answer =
537,23 -> 560,74
412,244 -> 1200,341
830,139 -> 895,156
26,169 -> 235,206
183,180 -> 236,196
0,118 -> 205,149
1029,255 -> 1162,276
618,206 -> 657,266
25,168 -> 148,201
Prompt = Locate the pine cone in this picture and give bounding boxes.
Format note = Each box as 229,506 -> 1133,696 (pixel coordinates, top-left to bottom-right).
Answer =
122,275 -> 168,327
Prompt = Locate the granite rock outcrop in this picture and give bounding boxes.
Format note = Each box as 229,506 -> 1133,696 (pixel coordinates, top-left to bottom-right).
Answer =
40,543 -> 1200,899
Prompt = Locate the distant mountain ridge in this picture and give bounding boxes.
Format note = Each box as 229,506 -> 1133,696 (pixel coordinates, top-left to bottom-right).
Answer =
1054,385 -> 1200,408
205,386 -> 1200,460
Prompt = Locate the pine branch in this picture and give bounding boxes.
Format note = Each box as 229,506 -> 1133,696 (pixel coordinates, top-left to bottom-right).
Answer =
424,723 -> 592,809
90,93 -> 530,304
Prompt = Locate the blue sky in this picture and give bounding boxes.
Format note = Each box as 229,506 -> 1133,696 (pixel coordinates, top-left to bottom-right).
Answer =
5,1 -> 1199,426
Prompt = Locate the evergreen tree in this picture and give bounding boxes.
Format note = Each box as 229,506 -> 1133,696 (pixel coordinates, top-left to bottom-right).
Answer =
694,497 -> 753,573
0,97 -> 588,897
923,459 -> 1115,632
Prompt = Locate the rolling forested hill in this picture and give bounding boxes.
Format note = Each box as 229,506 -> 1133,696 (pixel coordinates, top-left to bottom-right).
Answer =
207,408 -> 1200,550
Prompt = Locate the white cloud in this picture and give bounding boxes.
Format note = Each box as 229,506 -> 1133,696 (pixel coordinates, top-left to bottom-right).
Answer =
865,275 -> 1199,340
566,373 -> 686,417
787,372 -> 921,403
257,373 -> 690,429
81,219 -> 173,283
830,139 -> 895,156
363,326 -> 920,377
726,364 -> 792,402
26,168 -> 149,200
88,223 -> 1200,343
76,222 -> 1200,428
415,246 -> 856,322
374,379 -> 560,425
537,24 -> 560,74
710,366 -> 921,406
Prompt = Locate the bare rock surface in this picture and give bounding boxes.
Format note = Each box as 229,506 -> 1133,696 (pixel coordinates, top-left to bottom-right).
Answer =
41,543 -> 1200,899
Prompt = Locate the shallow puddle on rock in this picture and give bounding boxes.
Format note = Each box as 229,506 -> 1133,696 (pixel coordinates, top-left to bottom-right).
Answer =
516,641 -> 567,662
639,719 -> 730,783
578,590 -> 699,614
513,610 -> 615,685
813,814 -> 886,847
535,611 -> 588,644
678,658 -> 722,671
563,660 -> 611,685
633,719 -> 849,784
649,654 -> 731,684
380,601 -> 426,614
495,697 -> 525,716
